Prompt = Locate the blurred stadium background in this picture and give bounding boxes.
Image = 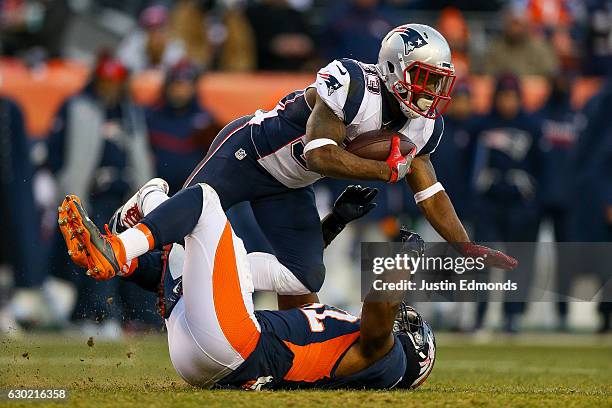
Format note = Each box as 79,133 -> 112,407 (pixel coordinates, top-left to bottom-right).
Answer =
0,0 -> 611,343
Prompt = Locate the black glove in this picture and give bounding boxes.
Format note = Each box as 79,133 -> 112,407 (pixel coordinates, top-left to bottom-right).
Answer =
332,185 -> 378,224
322,185 -> 378,247
399,226 -> 425,259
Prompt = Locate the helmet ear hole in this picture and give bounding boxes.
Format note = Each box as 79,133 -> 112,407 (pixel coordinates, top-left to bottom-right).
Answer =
387,61 -> 395,74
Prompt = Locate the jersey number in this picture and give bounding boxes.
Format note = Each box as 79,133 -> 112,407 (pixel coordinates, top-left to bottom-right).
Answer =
300,303 -> 359,332
291,139 -> 308,170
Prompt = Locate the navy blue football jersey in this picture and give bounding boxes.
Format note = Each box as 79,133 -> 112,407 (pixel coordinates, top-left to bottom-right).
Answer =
217,303 -> 407,390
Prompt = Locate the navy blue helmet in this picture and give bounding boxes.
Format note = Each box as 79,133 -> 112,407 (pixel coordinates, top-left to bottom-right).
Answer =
393,303 -> 436,389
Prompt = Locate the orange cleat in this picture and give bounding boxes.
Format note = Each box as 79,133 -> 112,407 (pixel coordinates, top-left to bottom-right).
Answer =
58,196 -> 88,268
58,195 -> 129,281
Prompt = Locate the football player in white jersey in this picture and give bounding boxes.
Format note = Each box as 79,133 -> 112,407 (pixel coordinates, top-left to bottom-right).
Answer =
304,25 -> 517,272
101,24 -> 517,311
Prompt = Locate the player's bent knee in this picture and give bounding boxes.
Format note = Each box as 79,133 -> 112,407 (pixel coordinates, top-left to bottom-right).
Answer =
298,264 -> 326,293
248,252 -> 312,295
264,256 -> 325,293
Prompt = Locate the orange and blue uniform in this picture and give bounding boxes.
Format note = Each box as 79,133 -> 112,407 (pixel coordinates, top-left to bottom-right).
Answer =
218,303 -> 407,390
133,183 -> 408,390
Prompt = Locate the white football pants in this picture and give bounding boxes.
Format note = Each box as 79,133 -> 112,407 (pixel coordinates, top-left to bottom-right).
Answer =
162,184 -> 261,387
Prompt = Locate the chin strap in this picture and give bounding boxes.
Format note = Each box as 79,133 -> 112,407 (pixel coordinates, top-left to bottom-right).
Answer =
402,104 -> 422,119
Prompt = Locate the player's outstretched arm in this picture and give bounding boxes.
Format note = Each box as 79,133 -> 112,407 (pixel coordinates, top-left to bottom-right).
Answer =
358,230 -> 423,357
406,154 -> 470,242
356,297 -> 400,361
406,155 -> 518,270
336,293 -> 402,376
305,93 -> 392,182
336,230 -> 423,376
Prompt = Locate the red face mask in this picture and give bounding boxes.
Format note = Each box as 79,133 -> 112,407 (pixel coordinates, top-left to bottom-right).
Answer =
391,61 -> 456,119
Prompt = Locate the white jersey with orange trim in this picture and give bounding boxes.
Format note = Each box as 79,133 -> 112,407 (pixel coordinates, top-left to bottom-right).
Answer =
248,58 -> 445,189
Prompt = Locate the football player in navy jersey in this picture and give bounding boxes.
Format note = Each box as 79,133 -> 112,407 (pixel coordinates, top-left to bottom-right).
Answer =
109,24 -> 516,311
57,180 -> 435,390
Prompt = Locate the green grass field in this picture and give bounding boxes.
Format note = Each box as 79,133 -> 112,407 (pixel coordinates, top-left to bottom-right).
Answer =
1,333 -> 610,407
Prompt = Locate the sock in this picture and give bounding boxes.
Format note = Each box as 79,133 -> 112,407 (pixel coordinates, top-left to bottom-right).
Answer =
141,188 -> 169,216
119,227 -> 152,262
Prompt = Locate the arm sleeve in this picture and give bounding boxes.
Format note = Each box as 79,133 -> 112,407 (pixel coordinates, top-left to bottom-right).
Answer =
314,59 -> 365,125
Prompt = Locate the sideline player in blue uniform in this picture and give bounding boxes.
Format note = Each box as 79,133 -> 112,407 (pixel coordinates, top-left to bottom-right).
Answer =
58,181 -> 435,390
116,24 -> 517,311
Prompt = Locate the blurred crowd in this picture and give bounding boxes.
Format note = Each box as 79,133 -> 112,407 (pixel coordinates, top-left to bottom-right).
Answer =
2,0 -> 611,74
0,0 -> 611,338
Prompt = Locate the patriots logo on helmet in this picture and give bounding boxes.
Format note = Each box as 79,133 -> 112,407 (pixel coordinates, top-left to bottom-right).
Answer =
318,72 -> 343,96
393,27 -> 428,55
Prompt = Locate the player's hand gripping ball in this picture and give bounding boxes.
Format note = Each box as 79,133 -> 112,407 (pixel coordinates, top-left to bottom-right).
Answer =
345,129 -> 417,182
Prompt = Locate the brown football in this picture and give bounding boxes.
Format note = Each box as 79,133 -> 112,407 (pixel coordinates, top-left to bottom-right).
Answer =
345,129 -> 416,161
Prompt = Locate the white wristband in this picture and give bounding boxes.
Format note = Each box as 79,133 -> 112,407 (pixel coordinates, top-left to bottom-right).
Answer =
414,182 -> 445,203
303,138 -> 338,154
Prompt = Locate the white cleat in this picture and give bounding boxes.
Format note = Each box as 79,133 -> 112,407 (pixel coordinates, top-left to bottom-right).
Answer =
108,178 -> 169,234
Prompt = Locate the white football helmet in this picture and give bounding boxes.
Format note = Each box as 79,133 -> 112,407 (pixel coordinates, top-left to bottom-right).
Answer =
376,24 -> 456,119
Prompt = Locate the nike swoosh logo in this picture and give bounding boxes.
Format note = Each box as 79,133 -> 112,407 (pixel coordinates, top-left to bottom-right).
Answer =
337,64 -> 347,75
